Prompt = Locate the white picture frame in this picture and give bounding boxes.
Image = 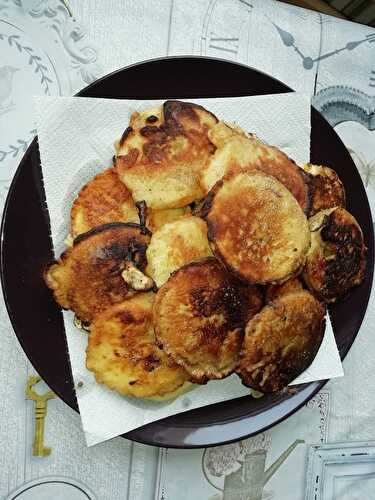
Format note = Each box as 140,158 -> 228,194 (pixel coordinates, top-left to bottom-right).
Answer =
305,441 -> 375,500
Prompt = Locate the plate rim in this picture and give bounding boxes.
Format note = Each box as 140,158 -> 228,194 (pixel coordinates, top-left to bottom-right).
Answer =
5,475 -> 96,500
1,55 -> 374,449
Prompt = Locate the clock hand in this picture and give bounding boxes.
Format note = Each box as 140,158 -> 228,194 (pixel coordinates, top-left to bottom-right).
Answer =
313,45 -> 359,63
313,38 -> 369,63
293,45 -> 306,60
271,20 -> 375,70
346,39 -> 370,50
272,23 -> 294,46
304,36 -> 375,68
271,22 -> 306,60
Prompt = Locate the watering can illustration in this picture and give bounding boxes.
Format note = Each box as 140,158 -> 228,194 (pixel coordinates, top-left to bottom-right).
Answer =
222,439 -> 304,500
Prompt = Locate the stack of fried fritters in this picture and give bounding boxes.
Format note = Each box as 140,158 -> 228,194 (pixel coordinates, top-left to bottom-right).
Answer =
45,100 -> 366,399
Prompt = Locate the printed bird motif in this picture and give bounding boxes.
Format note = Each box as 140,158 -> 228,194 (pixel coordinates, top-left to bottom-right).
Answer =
0,66 -> 19,108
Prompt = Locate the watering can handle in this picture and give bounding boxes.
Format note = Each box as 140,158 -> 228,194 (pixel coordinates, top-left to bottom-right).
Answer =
263,439 -> 305,485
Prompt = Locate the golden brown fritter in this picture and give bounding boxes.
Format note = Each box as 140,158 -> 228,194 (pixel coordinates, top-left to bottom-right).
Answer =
303,207 -> 366,302
236,290 -> 325,392
146,206 -> 190,232
265,277 -> 303,303
200,122 -> 310,213
44,223 -> 151,323
202,171 -> 310,285
45,258 -> 71,310
115,100 -> 218,209
71,167 -> 139,238
240,284 -> 264,323
302,163 -> 346,217
153,258 -> 262,383
86,293 -> 190,399
146,215 -> 213,288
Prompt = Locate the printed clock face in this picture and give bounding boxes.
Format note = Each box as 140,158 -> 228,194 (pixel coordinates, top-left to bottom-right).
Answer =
197,0 -> 375,96
200,0 -> 253,60
271,21 -> 375,70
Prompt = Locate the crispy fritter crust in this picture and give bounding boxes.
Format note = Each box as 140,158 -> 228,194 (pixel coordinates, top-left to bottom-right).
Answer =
115,100 -> 218,209
200,122 -> 310,212
146,206 -> 190,232
302,163 -> 346,217
236,290 -> 325,392
303,207 -> 366,302
153,258 -> 262,383
44,223 -> 151,323
86,293 -> 189,399
240,284 -> 264,323
265,278 -> 303,303
146,216 -> 212,288
202,171 -> 310,285
71,168 -> 139,238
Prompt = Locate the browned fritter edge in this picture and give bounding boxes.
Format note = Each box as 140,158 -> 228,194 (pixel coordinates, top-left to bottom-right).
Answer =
73,222 -> 151,246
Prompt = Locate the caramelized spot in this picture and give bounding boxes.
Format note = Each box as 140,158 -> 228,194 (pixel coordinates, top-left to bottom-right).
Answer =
140,125 -> 159,137
135,200 -> 148,234
189,285 -> 246,328
143,354 -> 161,372
118,310 -> 136,324
118,149 -> 139,169
146,115 -> 158,123
119,126 -> 133,147
321,210 -> 365,294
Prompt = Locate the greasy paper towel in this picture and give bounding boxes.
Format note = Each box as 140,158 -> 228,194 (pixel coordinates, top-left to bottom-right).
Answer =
35,94 -> 343,446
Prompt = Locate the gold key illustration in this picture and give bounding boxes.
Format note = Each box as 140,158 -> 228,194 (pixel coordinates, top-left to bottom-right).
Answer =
26,375 -> 55,457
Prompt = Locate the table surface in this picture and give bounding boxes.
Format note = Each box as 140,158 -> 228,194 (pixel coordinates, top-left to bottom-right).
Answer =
0,1 -> 374,499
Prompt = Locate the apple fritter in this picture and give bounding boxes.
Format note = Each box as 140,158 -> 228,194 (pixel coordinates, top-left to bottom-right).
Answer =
200,122 -> 310,213
303,207 -> 366,302
302,163 -> 346,217
115,100 -> 218,209
202,171 -> 310,285
71,167 -> 139,238
44,223 -> 151,323
265,277 -> 303,303
147,206 -> 190,232
237,290 -> 325,392
86,293 -> 190,399
153,258 -> 262,383
241,284 -> 264,323
146,215 -> 213,288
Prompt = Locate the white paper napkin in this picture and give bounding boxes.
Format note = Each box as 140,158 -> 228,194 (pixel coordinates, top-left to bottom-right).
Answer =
35,93 -> 343,446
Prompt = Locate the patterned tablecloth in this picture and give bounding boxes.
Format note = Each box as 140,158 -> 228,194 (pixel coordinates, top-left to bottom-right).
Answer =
0,1 -> 374,499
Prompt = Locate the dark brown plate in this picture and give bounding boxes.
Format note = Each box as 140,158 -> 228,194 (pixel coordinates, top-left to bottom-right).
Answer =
1,57 -> 373,448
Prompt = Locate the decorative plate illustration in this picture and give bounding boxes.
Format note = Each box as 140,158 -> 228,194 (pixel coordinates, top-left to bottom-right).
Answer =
0,0 -> 101,186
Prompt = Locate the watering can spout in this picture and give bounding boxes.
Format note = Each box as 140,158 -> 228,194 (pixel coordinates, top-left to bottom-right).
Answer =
263,439 -> 305,485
